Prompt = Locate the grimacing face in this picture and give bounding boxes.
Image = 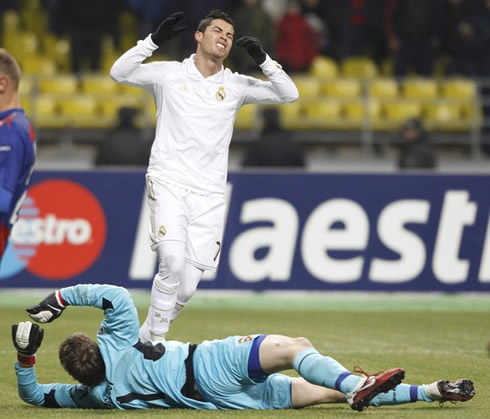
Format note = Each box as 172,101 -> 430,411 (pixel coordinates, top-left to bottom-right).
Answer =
196,19 -> 234,60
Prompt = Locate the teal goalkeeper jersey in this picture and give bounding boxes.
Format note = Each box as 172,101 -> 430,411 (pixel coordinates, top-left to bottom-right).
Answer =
15,284 -> 217,409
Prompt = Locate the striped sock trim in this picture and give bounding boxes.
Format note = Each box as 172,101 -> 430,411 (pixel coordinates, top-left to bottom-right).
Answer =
335,371 -> 352,391
410,385 -> 419,402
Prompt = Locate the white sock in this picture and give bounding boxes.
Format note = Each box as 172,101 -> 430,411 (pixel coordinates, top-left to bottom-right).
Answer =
139,320 -> 151,342
170,301 -> 186,323
149,305 -> 172,340
145,278 -> 178,340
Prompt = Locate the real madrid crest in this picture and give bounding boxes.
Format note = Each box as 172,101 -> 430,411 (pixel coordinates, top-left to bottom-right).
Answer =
216,86 -> 226,101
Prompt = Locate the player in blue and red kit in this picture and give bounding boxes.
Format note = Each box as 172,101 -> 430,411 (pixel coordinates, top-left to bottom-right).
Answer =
0,49 -> 36,262
11,284 -> 475,411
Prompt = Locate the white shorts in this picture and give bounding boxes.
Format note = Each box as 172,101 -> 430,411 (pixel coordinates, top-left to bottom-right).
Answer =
146,175 -> 226,271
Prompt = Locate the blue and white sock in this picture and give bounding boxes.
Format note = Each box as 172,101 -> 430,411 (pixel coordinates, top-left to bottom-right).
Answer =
293,347 -> 360,393
370,384 -> 433,406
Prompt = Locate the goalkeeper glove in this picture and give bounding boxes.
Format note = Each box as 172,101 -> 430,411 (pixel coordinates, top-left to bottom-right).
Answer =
236,34 -> 267,66
12,321 -> 44,366
26,290 -> 67,323
151,11 -> 187,46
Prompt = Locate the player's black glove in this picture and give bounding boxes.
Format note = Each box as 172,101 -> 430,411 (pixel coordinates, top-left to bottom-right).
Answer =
26,290 -> 67,323
12,321 -> 44,366
236,34 -> 267,66
151,11 -> 187,46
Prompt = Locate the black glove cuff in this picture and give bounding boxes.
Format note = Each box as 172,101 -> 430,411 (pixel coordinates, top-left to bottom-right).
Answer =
150,33 -> 160,46
253,51 -> 267,66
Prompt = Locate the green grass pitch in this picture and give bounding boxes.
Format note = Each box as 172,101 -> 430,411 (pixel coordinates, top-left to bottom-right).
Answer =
0,290 -> 489,418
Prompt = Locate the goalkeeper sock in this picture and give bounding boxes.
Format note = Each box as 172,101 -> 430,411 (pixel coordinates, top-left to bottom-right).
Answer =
293,348 -> 360,393
370,384 -> 432,406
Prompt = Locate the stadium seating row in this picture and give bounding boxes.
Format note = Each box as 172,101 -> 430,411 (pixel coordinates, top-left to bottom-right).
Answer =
277,98 -> 479,132
20,92 -> 479,132
20,75 -> 146,96
20,94 -> 154,130
293,75 -> 477,101
19,73 -> 481,132
20,73 -> 475,99
20,70 -> 477,105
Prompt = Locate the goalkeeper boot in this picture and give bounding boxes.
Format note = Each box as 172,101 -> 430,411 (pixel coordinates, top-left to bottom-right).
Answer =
347,366 -> 405,412
424,379 -> 475,405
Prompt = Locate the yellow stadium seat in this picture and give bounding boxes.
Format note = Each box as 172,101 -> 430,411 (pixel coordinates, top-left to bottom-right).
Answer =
343,99 -> 382,129
401,78 -> 438,100
58,95 -> 97,116
81,75 -> 119,95
321,78 -> 362,98
234,104 -> 258,130
440,78 -> 477,100
368,78 -> 399,98
437,78 -> 479,131
304,100 -> 342,118
22,54 -> 56,76
98,95 -> 144,120
378,100 -> 422,130
341,56 -> 378,79
278,102 -> 306,130
38,75 -> 79,95
34,95 -> 58,117
342,100 -> 363,124
309,55 -> 338,79
33,94 -> 66,129
57,95 -> 101,128
293,77 -> 321,99
423,101 -> 470,131
303,100 -> 343,129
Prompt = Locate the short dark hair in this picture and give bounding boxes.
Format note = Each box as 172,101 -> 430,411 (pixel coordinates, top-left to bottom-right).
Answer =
59,333 -> 105,387
197,9 -> 234,33
0,48 -> 21,90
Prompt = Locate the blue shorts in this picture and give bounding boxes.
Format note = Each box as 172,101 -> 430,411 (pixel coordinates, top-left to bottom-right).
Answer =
193,335 -> 292,410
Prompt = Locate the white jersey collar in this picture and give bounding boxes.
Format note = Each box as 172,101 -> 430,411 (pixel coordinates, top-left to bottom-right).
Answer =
185,54 -> 225,83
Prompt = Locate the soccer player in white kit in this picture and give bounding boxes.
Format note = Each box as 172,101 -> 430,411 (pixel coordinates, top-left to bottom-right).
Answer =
110,10 -> 299,341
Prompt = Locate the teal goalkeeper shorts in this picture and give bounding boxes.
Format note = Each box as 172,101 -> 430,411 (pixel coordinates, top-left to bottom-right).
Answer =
193,334 -> 292,410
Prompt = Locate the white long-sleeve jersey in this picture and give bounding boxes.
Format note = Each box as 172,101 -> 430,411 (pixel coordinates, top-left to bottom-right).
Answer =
110,35 -> 299,195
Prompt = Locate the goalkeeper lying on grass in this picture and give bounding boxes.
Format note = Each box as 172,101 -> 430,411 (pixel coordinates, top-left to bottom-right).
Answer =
12,284 -> 475,411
